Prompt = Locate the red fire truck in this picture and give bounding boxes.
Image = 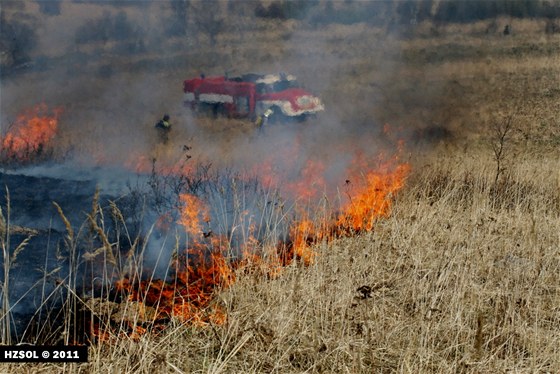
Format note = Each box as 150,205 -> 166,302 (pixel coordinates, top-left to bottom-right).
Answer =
183,73 -> 324,122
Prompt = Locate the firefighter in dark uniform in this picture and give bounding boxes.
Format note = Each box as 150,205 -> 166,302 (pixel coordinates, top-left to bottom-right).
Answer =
155,114 -> 172,144
256,108 -> 274,130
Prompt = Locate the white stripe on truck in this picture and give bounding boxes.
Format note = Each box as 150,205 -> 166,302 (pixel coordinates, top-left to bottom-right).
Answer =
199,93 -> 234,104
184,92 -> 195,101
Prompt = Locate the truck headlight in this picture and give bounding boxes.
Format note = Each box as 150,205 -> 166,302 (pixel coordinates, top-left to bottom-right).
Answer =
296,96 -> 314,108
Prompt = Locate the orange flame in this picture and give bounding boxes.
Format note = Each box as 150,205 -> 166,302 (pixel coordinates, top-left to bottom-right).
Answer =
289,217 -> 317,265
286,159 -> 326,202
337,163 -> 410,232
178,193 -> 211,238
112,245 -> 234,328
105,194 -> 234,339
1,104 -> 62,161
102,138 -> 410,342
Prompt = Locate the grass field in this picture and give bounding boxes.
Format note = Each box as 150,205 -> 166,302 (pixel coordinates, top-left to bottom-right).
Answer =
1,3 -> 560,373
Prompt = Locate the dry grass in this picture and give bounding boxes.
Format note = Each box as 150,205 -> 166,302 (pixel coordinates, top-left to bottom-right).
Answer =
6,149 -> 558,373
2,10 -> 560,374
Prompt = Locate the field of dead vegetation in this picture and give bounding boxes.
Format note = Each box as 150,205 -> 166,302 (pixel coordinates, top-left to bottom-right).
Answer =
1,8 -> 560,373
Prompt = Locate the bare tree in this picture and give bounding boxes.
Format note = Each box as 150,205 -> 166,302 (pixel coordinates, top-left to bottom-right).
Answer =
490,111 -> 516,187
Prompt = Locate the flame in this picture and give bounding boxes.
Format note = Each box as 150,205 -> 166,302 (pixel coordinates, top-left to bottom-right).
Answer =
112,245 -> 233,328
288,214 -> 318,265
286,159 -> 326,202
97,134 -> 410,342
1,104 -> 62,162
0,105 -> 412,344
337,163 -> 410,232
178,193 -> 211,238
103,194 -> 233,339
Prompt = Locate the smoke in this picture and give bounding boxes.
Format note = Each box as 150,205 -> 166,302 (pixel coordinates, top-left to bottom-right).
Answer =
0,0 -> 411,263
1,1 -> 430,171
0,1 -> 462,335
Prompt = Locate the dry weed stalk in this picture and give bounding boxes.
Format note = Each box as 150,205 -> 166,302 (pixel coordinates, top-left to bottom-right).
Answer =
0,188 -> 33,345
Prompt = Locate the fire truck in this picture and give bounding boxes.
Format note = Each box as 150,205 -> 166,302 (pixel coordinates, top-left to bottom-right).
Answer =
183,73 -> 324,123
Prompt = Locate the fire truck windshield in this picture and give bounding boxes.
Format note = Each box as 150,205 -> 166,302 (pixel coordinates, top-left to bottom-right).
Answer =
256,80 -> 298,94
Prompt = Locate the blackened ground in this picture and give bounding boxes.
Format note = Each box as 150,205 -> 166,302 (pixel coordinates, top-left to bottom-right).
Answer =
0,169 -> 138,341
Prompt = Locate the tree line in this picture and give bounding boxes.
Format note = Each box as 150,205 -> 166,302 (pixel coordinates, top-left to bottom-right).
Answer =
1,0 -> 560,73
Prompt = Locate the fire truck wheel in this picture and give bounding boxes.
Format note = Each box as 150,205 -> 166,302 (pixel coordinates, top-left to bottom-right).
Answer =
267,107 -> 283,125
295,114 -> 308,122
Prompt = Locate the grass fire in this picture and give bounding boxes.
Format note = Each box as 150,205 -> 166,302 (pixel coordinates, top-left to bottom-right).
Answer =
93,136 -> 411,340
0,104 -> 62,163
1,1 -> 560,373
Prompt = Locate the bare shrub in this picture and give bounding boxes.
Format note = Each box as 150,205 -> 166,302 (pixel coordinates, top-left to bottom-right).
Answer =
489,111 -> 516,189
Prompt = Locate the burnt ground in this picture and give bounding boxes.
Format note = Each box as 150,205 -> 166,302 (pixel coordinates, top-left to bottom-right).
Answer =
0,165 -> 148,340
0,161 -> 275,341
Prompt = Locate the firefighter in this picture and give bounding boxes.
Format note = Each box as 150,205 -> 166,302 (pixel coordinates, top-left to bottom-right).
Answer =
155,114 -> 172,144
256,108 -> 274,129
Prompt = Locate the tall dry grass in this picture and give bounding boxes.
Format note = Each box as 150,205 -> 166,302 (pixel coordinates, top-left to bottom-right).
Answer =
4,145 -> 558,373
1,13 -> 559,374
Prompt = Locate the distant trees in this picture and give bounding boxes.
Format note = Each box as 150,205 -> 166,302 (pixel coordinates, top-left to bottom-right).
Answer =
432,0 -> 560,23
253,0 -> 560,26
3,0 -> 560,74
163,1 -> 224,46
254,0 -> 319,20
434,1 -> 537,23
396,0 -> 433,25
74,10 -> 145,53
75,11 -> 136,44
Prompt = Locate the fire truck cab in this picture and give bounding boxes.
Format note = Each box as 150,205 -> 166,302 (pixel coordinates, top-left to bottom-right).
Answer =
183,73 -> 324,122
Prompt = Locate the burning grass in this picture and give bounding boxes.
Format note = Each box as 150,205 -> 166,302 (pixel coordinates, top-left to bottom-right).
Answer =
2,60 -> 558,373
4,149 -> 557,373
107,151 -> 559,373
0,104 -> 62,164
0,103 -> 411,346
1,117 -> 558,373
87,149 -> 411,341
